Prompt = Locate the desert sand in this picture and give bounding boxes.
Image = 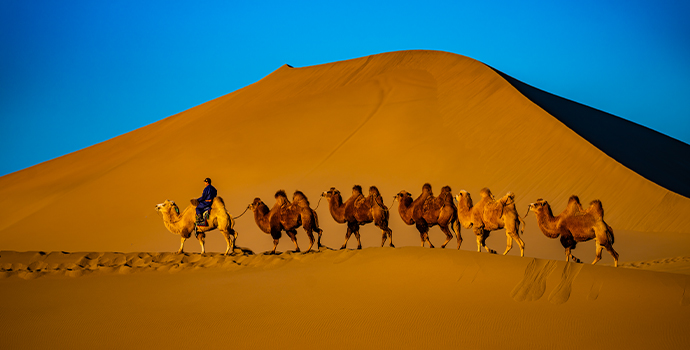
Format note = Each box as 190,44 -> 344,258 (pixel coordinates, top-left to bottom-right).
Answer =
1,50 -> 689,349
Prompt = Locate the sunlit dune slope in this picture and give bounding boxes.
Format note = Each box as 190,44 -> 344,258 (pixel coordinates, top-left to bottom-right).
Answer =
494,68 -> 690,198
0,50 -> 688,253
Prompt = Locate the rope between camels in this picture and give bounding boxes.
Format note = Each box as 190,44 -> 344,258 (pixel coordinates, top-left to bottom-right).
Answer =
233,206 -> 250,219
313,195 -> 324,210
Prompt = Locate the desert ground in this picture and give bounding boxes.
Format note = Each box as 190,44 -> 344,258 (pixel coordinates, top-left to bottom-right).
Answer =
1,50 -> 689,349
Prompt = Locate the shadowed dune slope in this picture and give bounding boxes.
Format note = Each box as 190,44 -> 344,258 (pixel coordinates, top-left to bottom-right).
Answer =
0,50 -> 688,254
493,68 -> 690,199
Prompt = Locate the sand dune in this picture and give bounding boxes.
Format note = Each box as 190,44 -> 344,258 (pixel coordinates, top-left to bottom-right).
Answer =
1,50 -> 689,348
1,247 -> 689,349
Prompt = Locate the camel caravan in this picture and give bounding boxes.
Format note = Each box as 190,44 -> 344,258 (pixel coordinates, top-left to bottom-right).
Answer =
155,183 -> 619,266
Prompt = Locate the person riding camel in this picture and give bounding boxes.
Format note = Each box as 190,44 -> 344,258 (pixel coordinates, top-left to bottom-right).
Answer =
196,178 -> 217,227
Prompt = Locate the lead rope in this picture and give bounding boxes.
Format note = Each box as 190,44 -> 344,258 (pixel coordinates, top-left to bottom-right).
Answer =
313,195 -> 324,210
233,205 -> 250,220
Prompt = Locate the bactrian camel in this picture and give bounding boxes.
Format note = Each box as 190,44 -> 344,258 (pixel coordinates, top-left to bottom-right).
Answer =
322,185 -> 394,249
249,190 -> 323,254
455,188 -> 525,256
394,183 -> 459,249
528,196 -> 619,266
155,197 -> 238,255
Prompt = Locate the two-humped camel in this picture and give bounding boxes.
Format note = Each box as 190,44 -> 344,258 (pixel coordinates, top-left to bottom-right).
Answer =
455,188 -> 525,256
528,195 -> 619,266
249,190 -> 323,254
394,183 -> 459,249
322,185 -> 394,249
155,197 -> 238,255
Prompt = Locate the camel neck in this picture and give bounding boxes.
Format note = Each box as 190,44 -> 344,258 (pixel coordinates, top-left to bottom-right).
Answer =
397,199 -> 415,225
456,201 -> 473,227
253,206 -> 272,234
535,208 -> 561,238
327,196 -> 347,224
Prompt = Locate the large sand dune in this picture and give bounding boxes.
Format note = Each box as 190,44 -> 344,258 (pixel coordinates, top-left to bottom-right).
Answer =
1,50 -> 689,348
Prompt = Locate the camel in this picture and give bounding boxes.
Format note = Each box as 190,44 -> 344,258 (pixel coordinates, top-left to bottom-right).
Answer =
155,197 -> 238,255
527,196 -> 619,266
249,190 -> 323,254
321,185 -> 394,249
455,188 -> 525,256
394,183 -> 459,249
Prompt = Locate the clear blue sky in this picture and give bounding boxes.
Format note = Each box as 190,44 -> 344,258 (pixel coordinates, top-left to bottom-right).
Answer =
1,0 -> 688,176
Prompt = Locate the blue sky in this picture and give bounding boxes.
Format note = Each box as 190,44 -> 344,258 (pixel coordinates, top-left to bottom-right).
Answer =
1,0 -> 688,176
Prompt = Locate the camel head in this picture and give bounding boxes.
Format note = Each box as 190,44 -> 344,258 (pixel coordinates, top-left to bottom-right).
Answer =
455,191 -> 473,208
394,190 -> 413,205
155,200 -> 179,216
249,198 -> 267,213
528,199 -> 550,216
322,187 -> 340,199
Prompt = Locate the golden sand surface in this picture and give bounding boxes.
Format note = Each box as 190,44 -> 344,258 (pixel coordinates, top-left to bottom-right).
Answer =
1,50 -> 688,348
1,248 -> 689,349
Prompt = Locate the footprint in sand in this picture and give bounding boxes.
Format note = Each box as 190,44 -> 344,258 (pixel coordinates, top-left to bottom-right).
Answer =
548,262 -> 583,304
681,279 -> 690,306
588,279 -> 604,301
511,259 -> 557,302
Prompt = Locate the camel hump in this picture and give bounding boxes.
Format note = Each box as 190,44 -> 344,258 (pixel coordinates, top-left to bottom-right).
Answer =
352,185 -> 363,194
293,190 -> 311,207
564,195 -> 585,215
479,187 -> 493,199
588,200 -> 605,218
422,183 -> 432,193
293,190 -> 308,202
213,196 -> 226,208
369,186 -> 381,197
441,185 -> 452,193
275,190 -> 288,199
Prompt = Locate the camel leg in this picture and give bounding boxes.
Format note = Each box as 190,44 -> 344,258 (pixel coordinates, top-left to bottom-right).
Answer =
197,234 -> 206,255
341,226 -> 353,250
316,228 -> 323,249
178,236 -> 186,254
565,247 -> 581,263
592,241 -> 604,265
271,239 -> 279,255
287,230 -> 300,253
354,230 -> 362,250
221,230 -> 234,256
381,230 -> 387,247
439,224 -> 453,249
386,228 -> 394,248
504,230 -> 525,257
423,232 -> 434,248
606,244 -> 619,267
416,221 -> 433,248
304,229 -> 315,252
454,220 -> 462,250
503,232 -> 513,256
475,229 -> 495,254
